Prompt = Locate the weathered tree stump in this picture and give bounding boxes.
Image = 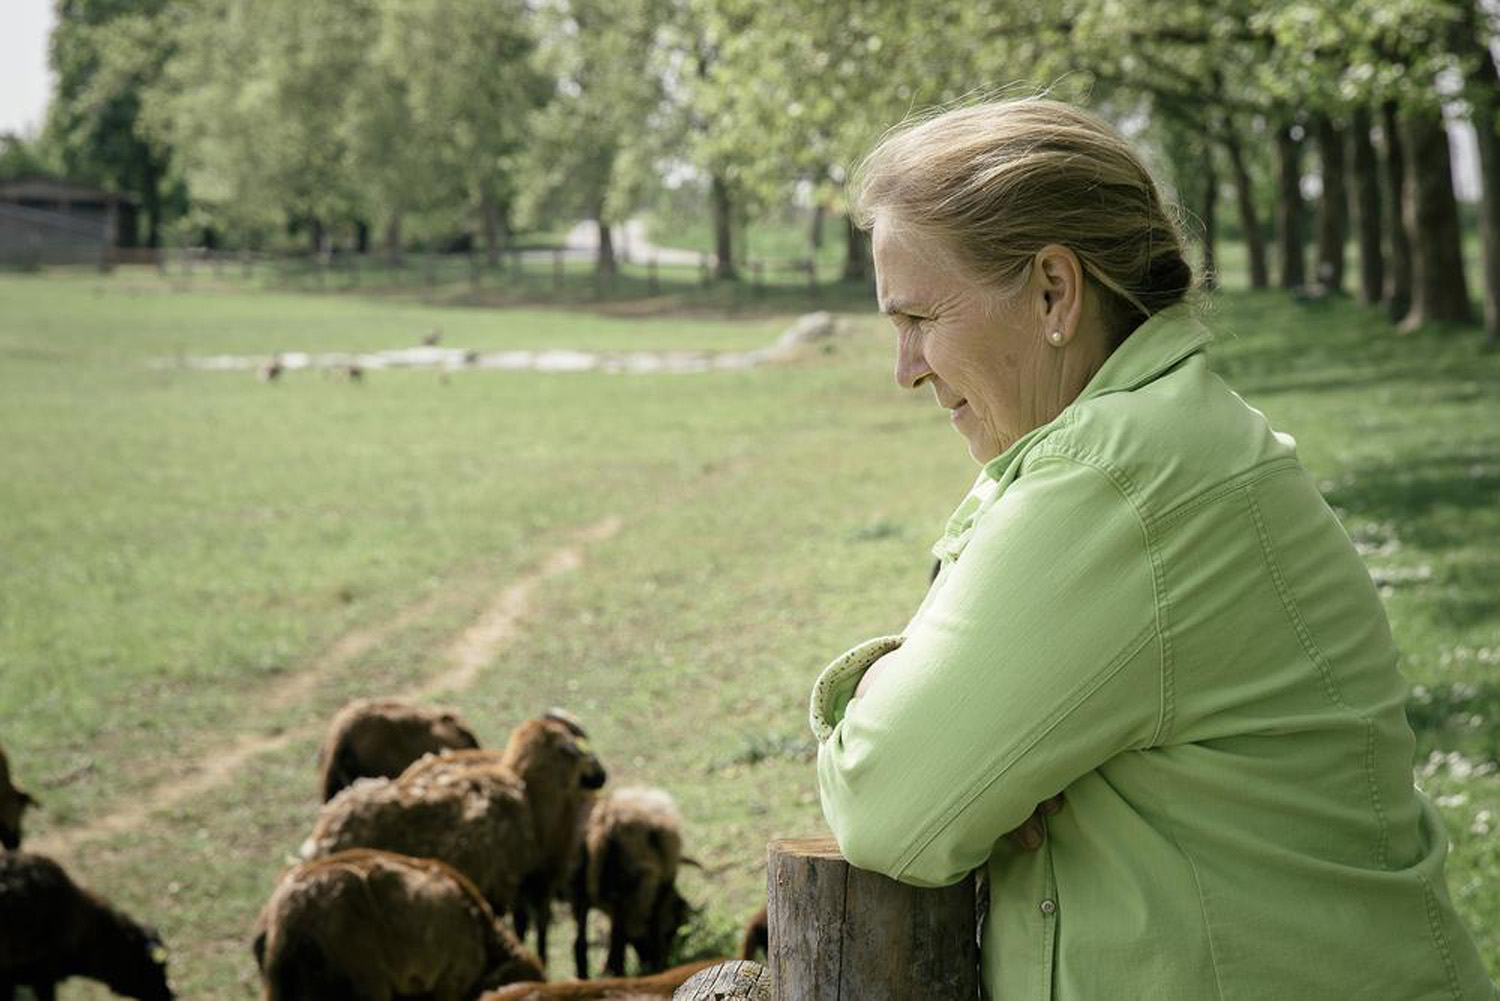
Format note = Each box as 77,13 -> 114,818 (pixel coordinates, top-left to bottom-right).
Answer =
673,960 -> 772,1000
767,836 -> 978,1001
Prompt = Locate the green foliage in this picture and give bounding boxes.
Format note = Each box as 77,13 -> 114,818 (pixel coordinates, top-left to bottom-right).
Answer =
0,132 -> 57,183
517,0 -> 667,233
46,0 -> 178,243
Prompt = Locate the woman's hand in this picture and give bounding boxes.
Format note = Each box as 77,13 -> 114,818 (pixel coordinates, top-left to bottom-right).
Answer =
1003,794 -> 1065,851
853,650 -> 898,699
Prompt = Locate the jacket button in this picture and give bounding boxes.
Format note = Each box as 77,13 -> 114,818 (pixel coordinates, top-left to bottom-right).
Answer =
1040,899 -> 1057,915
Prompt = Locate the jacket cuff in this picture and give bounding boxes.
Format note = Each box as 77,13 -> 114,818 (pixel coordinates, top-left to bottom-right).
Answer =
809,635 -> 904,742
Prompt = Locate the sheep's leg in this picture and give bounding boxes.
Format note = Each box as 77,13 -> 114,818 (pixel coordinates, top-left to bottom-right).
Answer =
571,884 -> 590,979
0,980 -> 13,1001
605,918 -> 628,976
512,903 -> 530,947
31,983 -> 58,1001
534,900 -> 550,976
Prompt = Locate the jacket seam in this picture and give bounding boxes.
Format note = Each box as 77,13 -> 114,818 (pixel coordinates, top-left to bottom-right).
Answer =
1149,456 -> 1303,531
1162,826 -> 1227,1001
1245,485 -> 1392,869
1417,873 -> 1464,1000
892,622 -> 1159,880
1021,450 -> 1174,743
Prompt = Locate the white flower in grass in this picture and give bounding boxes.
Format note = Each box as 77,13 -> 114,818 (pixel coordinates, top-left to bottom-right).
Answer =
1470,810 -> 1493,836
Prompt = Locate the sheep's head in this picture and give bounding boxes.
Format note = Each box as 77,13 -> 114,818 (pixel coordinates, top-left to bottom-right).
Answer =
0,784 -> 32,850
434,712 -> 481,751
506,715 -> 606,791
104,920 -> 175,1001
634,883 -> 693,973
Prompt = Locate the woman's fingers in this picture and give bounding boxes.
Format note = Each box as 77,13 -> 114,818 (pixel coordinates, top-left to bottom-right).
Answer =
1005,796 -> 1066,851
1006,813 -> 1045,851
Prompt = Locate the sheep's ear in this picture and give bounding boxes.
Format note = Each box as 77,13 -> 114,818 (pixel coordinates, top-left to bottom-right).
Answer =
543,707 -> 589,738
680,856 -> 704,869
251,929 -> 267,970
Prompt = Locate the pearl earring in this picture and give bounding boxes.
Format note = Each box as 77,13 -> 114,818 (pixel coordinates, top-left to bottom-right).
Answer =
1048,330 -> 1064,345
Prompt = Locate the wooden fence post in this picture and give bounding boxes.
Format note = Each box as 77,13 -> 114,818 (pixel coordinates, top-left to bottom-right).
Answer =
553,248 -> 564,290
649,256 -> 660,295
674,961 -> 772,1000
766,836 -> 979,1001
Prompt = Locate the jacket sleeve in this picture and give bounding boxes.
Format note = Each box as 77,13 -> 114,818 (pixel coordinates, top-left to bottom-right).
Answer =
811,453 -> 1163,888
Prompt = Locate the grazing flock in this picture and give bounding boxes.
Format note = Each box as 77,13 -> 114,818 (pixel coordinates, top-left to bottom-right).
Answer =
0,701 -> 771,1000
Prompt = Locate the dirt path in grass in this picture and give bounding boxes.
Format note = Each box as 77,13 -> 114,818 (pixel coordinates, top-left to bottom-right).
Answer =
32,515 -> 624,856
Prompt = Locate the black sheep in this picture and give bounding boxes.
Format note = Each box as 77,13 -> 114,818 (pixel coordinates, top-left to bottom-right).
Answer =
0,851 -> 173,1001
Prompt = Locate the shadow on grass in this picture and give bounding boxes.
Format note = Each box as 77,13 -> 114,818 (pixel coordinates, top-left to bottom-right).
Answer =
1408,680 -> 1500,765
1322,454 -> 1500,546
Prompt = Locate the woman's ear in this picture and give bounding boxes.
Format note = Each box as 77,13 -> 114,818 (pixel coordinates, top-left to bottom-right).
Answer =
1034,245 -> 1085,343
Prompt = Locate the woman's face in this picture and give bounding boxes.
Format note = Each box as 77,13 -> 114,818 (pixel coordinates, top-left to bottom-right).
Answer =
871,214 -> 1103,464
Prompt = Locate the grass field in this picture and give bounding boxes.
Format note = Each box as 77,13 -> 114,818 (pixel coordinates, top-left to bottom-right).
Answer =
0,269 -> 1496,997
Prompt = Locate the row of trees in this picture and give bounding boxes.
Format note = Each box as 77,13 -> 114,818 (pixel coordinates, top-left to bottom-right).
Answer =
6,0 -> 1499,339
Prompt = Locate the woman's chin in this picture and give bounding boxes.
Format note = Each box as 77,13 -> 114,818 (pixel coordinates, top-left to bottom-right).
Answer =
964,434 -> 1003,465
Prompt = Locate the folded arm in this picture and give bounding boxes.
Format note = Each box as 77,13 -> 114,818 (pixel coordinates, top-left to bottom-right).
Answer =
810,454 -> 1163,887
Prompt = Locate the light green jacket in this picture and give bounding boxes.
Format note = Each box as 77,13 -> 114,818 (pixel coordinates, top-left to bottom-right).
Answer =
811,304 -> 1495,1000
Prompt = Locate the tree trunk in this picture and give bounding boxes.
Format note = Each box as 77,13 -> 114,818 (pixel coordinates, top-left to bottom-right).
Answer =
810,203 -> 825,251
711,172 -> 737,280
1456,0 -> 1500,343
1400,105 -> 1473,330
478,182 -> 503,268
597,215 -> 616,277
1219,121 -> 1268,289
1275,121 -> 1306,290
142,155 -> 163,249
1201,134 -> 1219,289
1314,113 -> 1348,293
842,215 -> 870,282
1348,105 -> 1385,306
384,211 -> 403,266
310,217 -> 325,256
354,220 -> 370,255
1379,100 -> 1413,322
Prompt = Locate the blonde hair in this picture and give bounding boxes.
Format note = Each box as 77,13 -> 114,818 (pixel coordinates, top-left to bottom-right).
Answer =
851,97 -> 1196,344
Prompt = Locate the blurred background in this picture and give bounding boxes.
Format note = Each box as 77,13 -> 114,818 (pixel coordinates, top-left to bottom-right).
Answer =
1,1 -> 1497,998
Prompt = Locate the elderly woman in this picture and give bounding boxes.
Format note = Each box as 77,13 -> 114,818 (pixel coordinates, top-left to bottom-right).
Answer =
809,99 -> 1494,999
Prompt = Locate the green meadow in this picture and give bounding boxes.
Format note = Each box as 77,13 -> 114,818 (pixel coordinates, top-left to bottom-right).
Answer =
0,269 -> 1495,997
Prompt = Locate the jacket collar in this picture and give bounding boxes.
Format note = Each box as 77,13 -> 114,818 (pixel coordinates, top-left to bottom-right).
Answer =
979,302 -> 1213,482
1074,301 -> 1214,404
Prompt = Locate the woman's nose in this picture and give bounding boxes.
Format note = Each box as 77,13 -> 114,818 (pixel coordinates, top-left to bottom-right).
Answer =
895,329 -> 932,389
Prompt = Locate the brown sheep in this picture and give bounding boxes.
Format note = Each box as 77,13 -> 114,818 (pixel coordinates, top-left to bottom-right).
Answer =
253,849 -> 543,1001
0,746 -> 36,851
570,788 -> 694,978
303,713 -> 606,974
0,850 -> 174,1001
477,957 -> 725,1000
317,698 -> 481,802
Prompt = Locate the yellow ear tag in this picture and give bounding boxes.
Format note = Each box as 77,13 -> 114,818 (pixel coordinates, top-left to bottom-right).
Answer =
151,945 -> 169,964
